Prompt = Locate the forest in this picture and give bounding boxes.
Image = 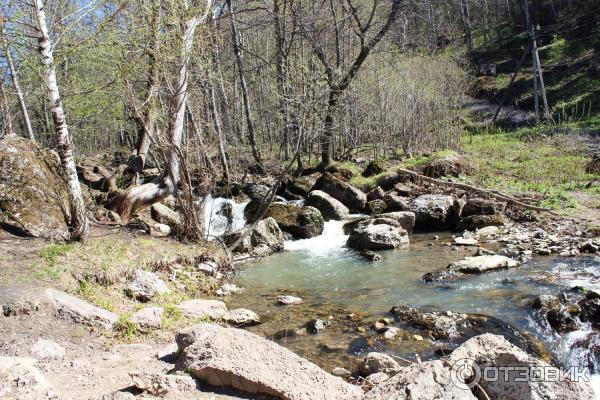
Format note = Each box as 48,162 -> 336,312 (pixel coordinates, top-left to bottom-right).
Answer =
1,0 -> 600,399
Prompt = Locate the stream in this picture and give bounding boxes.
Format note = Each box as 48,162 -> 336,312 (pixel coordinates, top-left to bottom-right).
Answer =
207,200 -> 600,395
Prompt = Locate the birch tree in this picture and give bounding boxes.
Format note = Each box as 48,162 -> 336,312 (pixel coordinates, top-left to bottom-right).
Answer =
33,0 -> 89,241
110,0 -> 214,221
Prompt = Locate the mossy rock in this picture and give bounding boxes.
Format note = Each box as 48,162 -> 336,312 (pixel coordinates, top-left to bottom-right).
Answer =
0,136 -> 70,240
362,160 -> 386,178
265,203 -> 324,239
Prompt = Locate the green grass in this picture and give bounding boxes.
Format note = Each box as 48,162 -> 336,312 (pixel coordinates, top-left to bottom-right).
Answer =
115,313 -> 137,337
35,242 -> 75,280
462,130 -> 597,209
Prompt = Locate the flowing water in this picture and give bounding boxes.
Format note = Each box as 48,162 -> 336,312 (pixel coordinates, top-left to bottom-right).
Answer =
208,198 -> 600,395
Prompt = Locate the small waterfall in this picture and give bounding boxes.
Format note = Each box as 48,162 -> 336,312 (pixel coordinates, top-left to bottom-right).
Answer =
203,194 -> 249,238
284,220 -> 349,256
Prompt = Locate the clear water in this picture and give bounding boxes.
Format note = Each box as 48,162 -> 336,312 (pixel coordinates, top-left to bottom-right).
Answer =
227,220 -> 600,396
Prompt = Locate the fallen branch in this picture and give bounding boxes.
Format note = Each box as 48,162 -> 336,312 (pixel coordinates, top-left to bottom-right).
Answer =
396,169 -> 559,216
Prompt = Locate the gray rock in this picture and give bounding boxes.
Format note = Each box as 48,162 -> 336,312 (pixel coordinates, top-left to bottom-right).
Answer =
223,308 -> 260,327
126,269 -> 170,301
287,173 -> 322,197
313,172 -> 367,212
265,204 -> 324,239
306,318 -> 328,334
30,339 -> 65,359
532,295 -> 561,311
366,187 -> 386,201
359,352 -> 401,376
423,255 -> 519,283
383,193 -> 410,212
305,190 -> 349,221
364,360 -> 476,400
360,249 -> 383,262
331,367 -> 352,379
175,323 -> 362,400
462,197 -> 505,217
378,212 -> 416,233
0,356 -> 56,400
131,307 -> 164,331
130,372 -> 197,396
409,194 -> 460,231
44,288 -> 118,329
150,223 -> 171,237
365,372 -> 390,385
101,392 -> 135,400
453,237 -> 478,246
216,284 -> 245,296
277,295 -> 303,305
449,334 -> 595,400
176,299 -> 227,320
347,218 -> 409,251
0,136 -> 71,240
225,217 -> 284,256
456,214 -> 505,231
150,203 -> 181,227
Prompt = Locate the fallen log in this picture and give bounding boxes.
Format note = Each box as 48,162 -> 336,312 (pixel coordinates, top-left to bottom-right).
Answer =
396,168 -> 559,216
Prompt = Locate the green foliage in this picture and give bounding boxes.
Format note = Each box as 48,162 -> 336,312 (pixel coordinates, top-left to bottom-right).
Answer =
463,130 -> 598,209
547,34 -> 568,63
115,313 -> 137,337
35,242 -> 75,280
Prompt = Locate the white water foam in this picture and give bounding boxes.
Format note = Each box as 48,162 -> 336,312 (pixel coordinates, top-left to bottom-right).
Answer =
284,220 -> 349,256
203,194 -> 249,238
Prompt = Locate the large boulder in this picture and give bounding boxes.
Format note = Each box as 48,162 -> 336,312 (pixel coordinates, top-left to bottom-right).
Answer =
0,136 -> 70,240
448,334 -> 595,400
422,155 -> 475,178
423,255 -> 520,283
312,172 -> 367,212
305,190 -> 349,221
224,217 -> 284,256
383,193 -> 410,212
265,203 -> 324,239
175,323 -> 362,400
44,288 -> 118,329
347,218 -> 409,251
462,198 -> 505,217
378,212 -> 416,234
287,173 -> 322,197
409,194 -> 462,231
362,160 -> 386,177
364,360 -> 476,400
243,183 -> 271,221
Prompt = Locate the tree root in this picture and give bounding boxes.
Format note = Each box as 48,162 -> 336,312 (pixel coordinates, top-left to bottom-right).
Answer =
396,168 -> 559,216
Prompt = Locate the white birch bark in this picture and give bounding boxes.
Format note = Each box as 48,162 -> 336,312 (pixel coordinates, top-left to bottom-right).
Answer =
33,0 -> 89,240
110,0 -> 213,220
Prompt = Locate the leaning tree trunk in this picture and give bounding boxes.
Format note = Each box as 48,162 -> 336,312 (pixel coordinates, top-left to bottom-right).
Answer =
33,0 -> 89,240
130,0 -> 161,183
0,69 -> 14,138
108,1 -> 213,221
3,40 -> 35,141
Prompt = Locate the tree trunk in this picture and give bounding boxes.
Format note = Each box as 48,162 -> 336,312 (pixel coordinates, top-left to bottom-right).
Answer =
3,41 -> 35,141
33,0 -> 89,241
109,1 -> 213,221
460,0 -> 474,53
0,69 -> 14,138
130,0 -> 161,183
227,0 -> 263,167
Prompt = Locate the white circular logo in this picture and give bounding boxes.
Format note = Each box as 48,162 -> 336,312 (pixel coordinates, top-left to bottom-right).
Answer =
450,358 -> 481,390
